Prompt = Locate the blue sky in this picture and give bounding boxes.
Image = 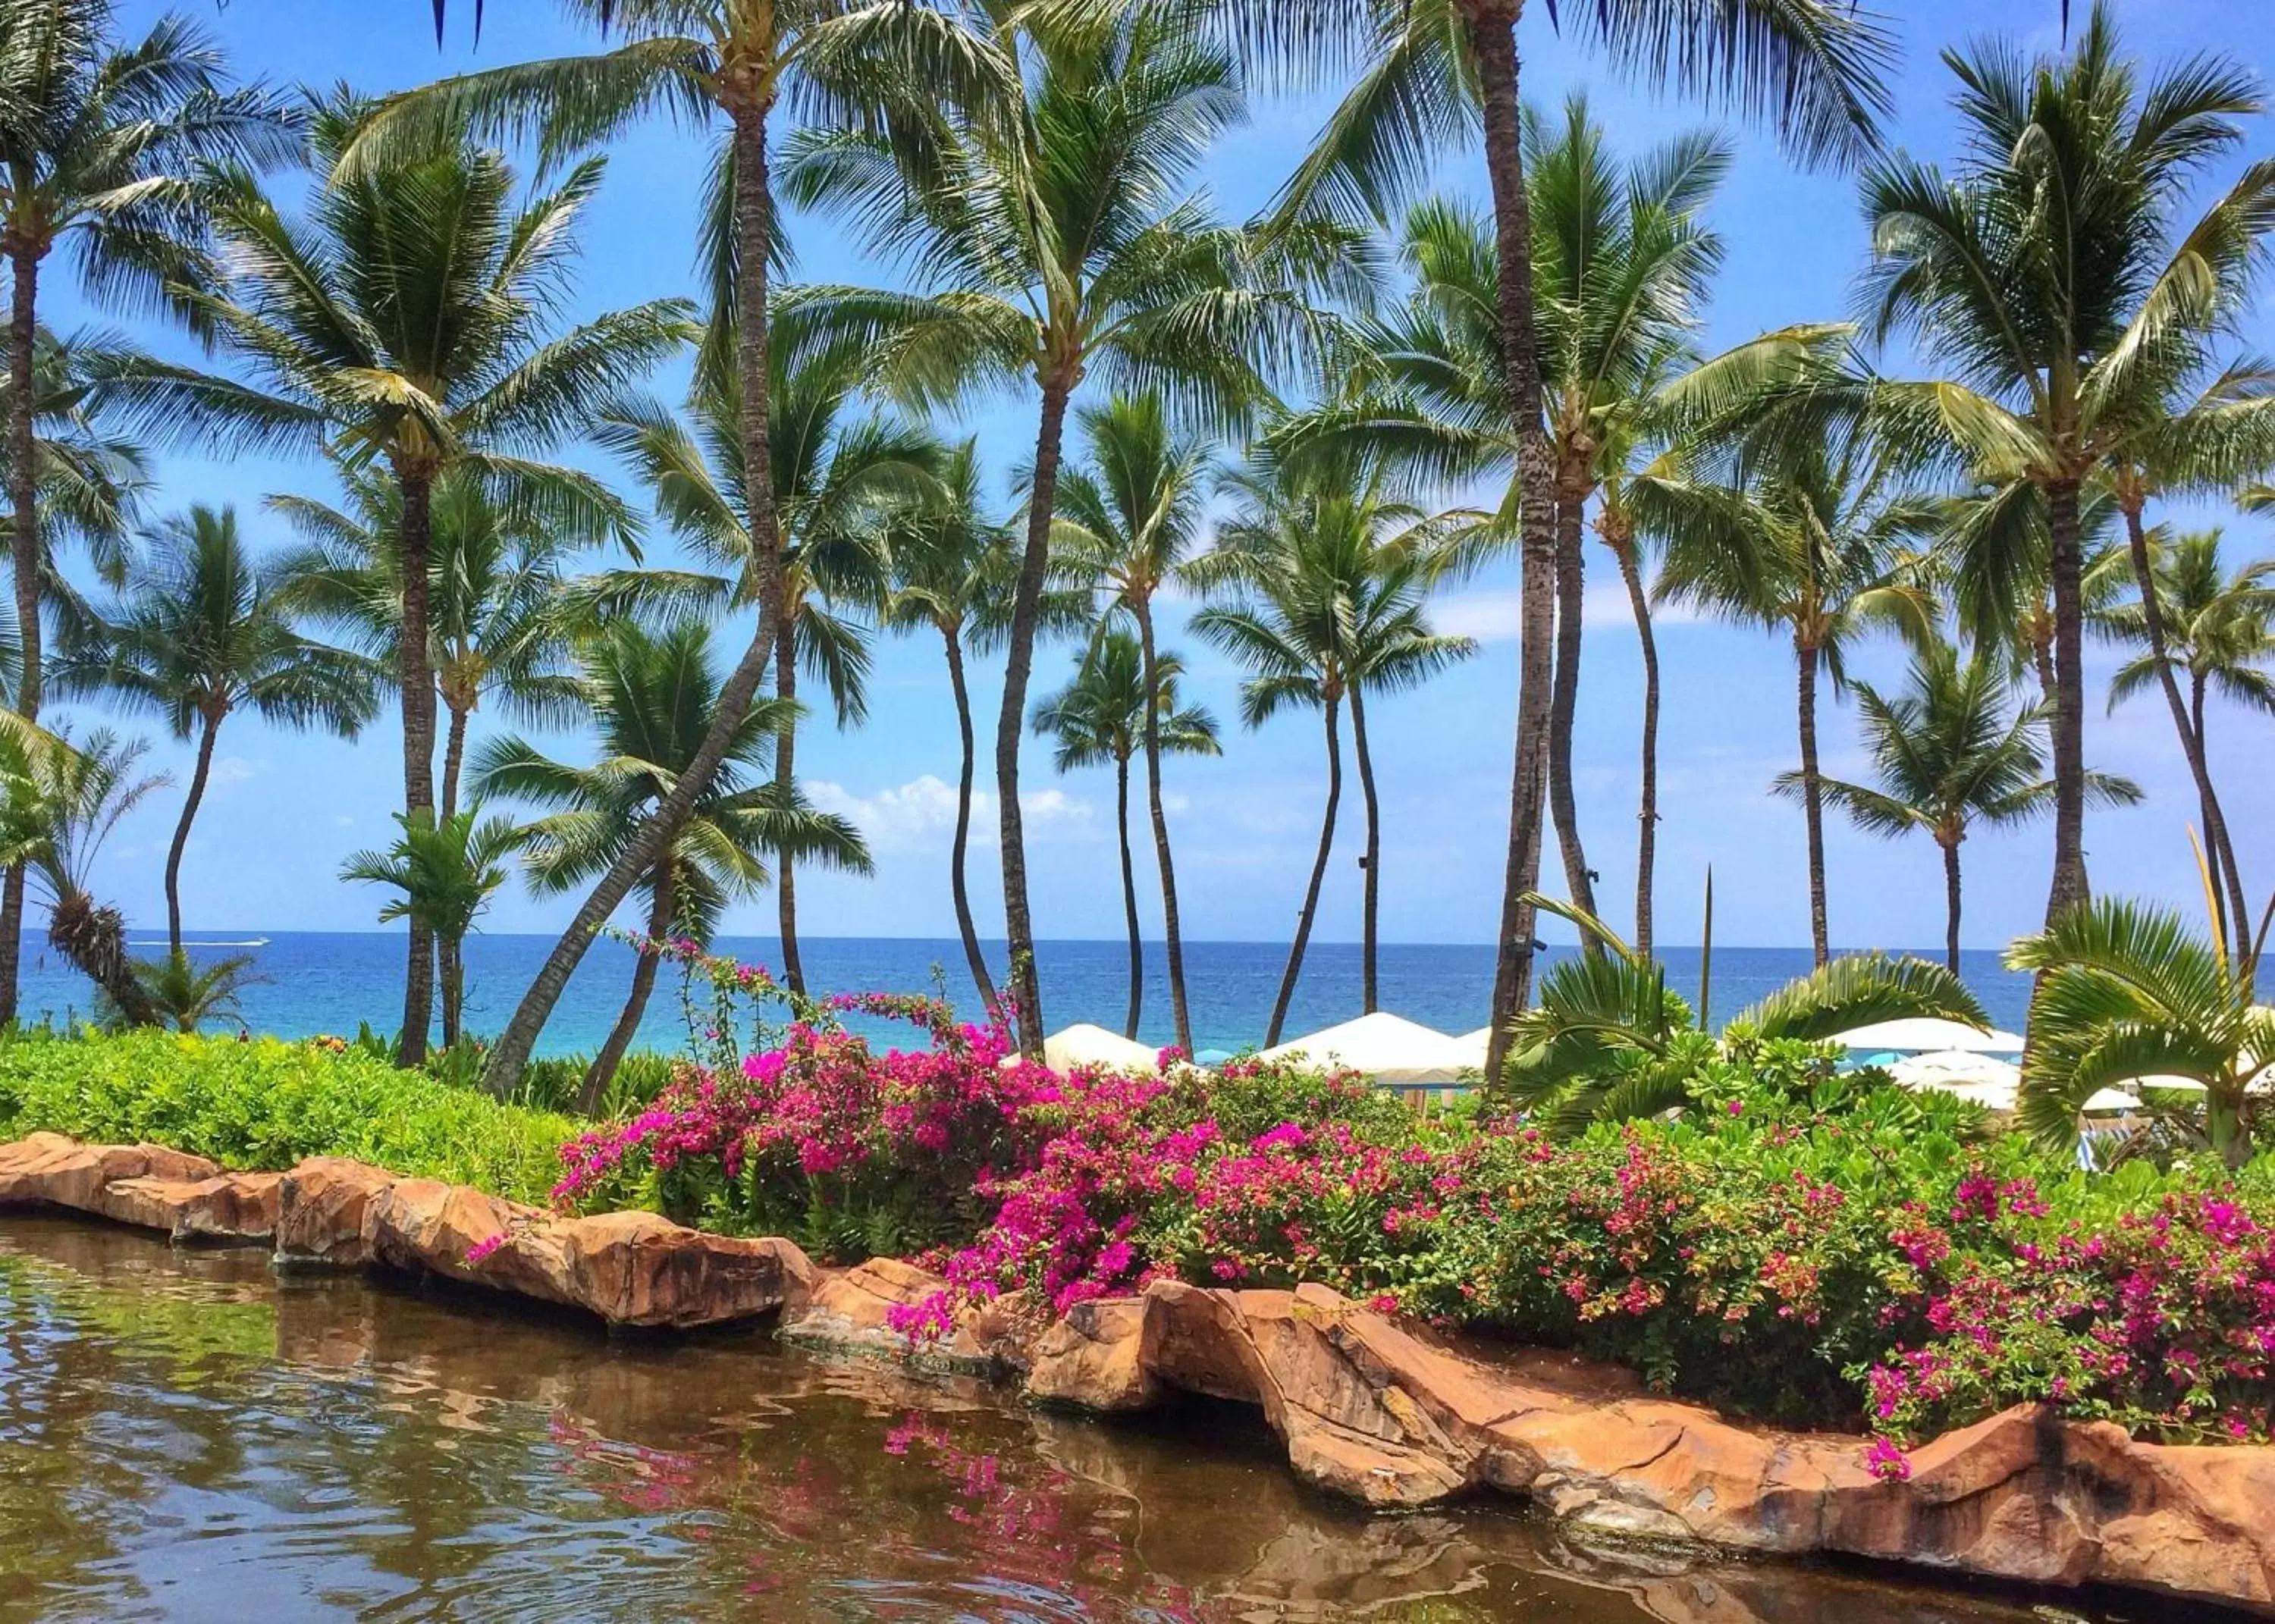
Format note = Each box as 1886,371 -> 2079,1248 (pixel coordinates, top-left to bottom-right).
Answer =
42,0 -> 2275,952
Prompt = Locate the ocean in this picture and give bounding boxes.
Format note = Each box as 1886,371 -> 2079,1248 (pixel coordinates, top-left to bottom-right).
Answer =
23,934 -> 2040,1060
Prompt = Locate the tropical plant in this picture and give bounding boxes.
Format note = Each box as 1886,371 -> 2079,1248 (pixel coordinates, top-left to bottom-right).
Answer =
0,2 -> 300,1024
1791,640 -> 2141,974
132,948 -> 261,1036
340,808 -> 524,1054
50,504 -> 376,958
2010,897 -> 2275,1168
0,726 -> 168,1027
473,617 -> 870,1114
593,324 -> 930,995
100,97 -> 684,1064
1860,2 -> 2275,933
1501,895 -> 1991,1133
780,1 -> 1348,1049
1195,460 -> 1474,1043
1031,631 -> 1219,1041
344,0 -> 1005,1099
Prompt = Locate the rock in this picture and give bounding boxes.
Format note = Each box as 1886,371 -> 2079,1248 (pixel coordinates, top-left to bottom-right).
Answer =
275,1156 -> 399,1267
487,1209 -> 815,1331
779,1257 -> 1040,1374
92,1171 -> 282,1244
366,1177 -> 544,1287
0,1133 -> 221,1215
1025,1296 -> 1156,1411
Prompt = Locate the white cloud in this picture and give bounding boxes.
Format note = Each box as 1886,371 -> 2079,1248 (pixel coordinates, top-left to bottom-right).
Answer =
1430,582 -> 1701,644
808,775 -> 1093,852
210,756 -> 262,788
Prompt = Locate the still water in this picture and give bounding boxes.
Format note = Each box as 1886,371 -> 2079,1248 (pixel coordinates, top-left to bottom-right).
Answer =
0,1218 -> 2147,1623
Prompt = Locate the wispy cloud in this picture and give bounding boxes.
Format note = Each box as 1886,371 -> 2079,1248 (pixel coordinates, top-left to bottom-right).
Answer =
1429,582 -> 1702,644
808,775 -> 1094,853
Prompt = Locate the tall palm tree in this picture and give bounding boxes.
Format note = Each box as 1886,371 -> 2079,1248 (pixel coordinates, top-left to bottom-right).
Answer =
1859,2 -> 2275,931
0,2 -> 300,1024
1197,463 -> 1475,1042
340,808 -> 523,1053
345,0 -> 1006,1099
1644,437 -> 1939,967
1213,0 -> 1894,1084
475,618 -> 870,1114
780,2 -> 1346,1050
49,503 -> 376,960
1052,393 -> 1216,1054
102,99 -> 686,1065
594,328 -> 930,995
1031,632 -> 1219,1041
1787,641 -> 2139,974
0,724 -> 168,1027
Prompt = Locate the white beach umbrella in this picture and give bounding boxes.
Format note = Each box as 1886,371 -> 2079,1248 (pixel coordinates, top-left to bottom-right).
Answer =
1834,1017 -> 2026,1054
1260,1012 -> 1472,1086
1451,1027 -> 1492,1071
2080,1087 -> 2142,1114
1889,1050 -> 2022,1110
997,1023 -> 1160,1074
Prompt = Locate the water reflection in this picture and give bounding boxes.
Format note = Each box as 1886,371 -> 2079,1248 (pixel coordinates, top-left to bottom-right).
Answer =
0,1218 -> 2119,1623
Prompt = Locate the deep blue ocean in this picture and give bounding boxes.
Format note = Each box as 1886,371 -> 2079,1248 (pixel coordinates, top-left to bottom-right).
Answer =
20,934 -> 2038,1060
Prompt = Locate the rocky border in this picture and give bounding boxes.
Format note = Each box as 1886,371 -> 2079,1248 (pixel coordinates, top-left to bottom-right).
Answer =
4,1130 -> 2270,1616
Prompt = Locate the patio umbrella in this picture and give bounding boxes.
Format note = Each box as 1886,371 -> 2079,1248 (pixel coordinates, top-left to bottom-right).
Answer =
1260,1012 -> 1472,1086
1889,1050 -> 2021,1110
1832,1017 -> 2026,1054
998,1024 -> 1160,1074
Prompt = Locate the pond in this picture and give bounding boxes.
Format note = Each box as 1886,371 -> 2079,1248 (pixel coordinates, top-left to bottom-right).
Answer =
0,1217 -> 2165,1623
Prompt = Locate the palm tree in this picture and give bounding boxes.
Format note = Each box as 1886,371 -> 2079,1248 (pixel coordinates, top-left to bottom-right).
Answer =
1860,2 -> 2275,930
1213,0 -> 1893,1084
1032,632 -> 1219,1041
2011,898 -> 2275,1168
0,724 -> 168,1027
133,946 -> 260,1036
780,2 -> 1345,1050
1196,463 -> 1475,1042
594,328 -> 930,995
49,503 -> 376,959
102,98 -> 685,1065
1052,393 -> 1217,1054
344,0 -> 1004,1098
268,466 -> 626,820
1644,437 -> 1939,967
2091,528 -> 2275,948
1789,641 -> 2140,974
475,618 -> 870,1114
0,2 -> 300,1024
340,809 -> 524,1054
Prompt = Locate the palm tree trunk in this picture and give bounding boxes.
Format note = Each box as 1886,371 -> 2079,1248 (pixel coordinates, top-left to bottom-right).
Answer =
1114,750 -> 1142,1039
2191,673 -> 2244,933
1348,679 -> 1383,1014
439,933 -> 463,1049
2,249 -> 42,1028
440,702 -> 470,822
49,889 -> 160,1029
941,626 -> 996,1009
481,101 -> 789,1099
1266,694 -> 1343,1050
996,366 -> 1076,1055
1549,485 -> 1599,946
1796,636 -> 1830,968
165,713 -> 223,960
1134,600 -> 1191,1052
1941,836 -> 1963,977
397,465 -> 439,1068
2121,505 -> 2250,960
1469,9 -> 1558,1084
1610,530 -> 1660,958
579,864 -> 673,1118
2044,478 -> 2091,923
774,621 -> 805,997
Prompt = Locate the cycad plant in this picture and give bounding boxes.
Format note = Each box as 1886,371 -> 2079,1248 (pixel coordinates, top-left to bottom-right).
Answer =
475,618 -> 870,1114
133,947 -> 261,1036
1793,640 -> 2140,974
1032,631 -> 1219,1041
51,504 -> 376,958
340,809 -> 524,1055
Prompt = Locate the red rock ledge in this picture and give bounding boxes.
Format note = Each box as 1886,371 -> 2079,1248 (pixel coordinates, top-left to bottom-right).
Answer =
5,1133 -> 2270,1616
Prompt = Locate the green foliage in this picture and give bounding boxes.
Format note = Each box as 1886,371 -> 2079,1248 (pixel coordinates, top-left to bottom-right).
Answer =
131,949 -> 262,1035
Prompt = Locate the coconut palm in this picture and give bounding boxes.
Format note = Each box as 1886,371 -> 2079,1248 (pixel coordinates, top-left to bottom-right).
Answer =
592,328 -> 931,995
475,618 -> 871,1114
1032,632 -> 1219,1041
1860,3 -> 2275,932
0,725 -> 168,1027
1787,641 -> 2141,975
344,0 -> 1006,1097
99,98 -> 686,1065
340,808 -> 524,1054
48,503 -> 377,960
779,2 -> 1348,1050
1643,437 -> 1939,967
1051,393 -> 1217,1054
2011,898 -> 2275,1168
1195,463 -> 1475,1043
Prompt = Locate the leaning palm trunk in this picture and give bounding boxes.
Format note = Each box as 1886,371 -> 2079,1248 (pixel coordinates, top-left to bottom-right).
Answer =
396,468 -> 439,1066
774,624 -> 805,996
482,105 -> 788,1100
1347,680 -> 1384,1014
2,252 -> 42,1027
579,865 -> 673,1118
1607,523 -> 1660,958
2043,478 -> 2091,922
441,702 -> 471,822
941,627 -> 996,1008
1135,604 -> 1193,1052
1113,751 -> 1142,1039
1548,490 -> 1599,946
2189,674 -> 2242,933
49,887 -> 159,1028
1473,11 -> 1561,1083
164,714 -> 223,959
1796,635 -> 1831,968
1941,836 -> 1963,977
1266,694 -> 1344,1049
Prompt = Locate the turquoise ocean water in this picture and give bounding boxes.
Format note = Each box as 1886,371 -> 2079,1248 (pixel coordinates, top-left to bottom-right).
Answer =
21,934 -> 2036,1060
